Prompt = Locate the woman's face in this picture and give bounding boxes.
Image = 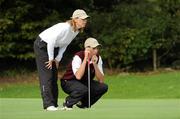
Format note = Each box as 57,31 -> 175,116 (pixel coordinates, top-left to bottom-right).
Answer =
85,47 -> 99,58
75,18 -> 87,29
92,47 -> 99,55
89,47 -> 99,56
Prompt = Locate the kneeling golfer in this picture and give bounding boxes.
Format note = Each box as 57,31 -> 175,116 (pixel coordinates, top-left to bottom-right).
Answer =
60,37 -> 108,110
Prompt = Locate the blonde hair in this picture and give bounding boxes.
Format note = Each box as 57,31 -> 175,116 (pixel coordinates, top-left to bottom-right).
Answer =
67,19 -> 84,33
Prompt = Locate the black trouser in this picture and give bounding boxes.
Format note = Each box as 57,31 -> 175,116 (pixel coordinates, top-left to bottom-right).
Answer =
61,79 -> 108,108
34,36 -> 59,109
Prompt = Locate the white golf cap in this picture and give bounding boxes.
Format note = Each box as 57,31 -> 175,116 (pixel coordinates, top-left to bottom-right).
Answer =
84,37 -> 101,48
71,9 -> 89,19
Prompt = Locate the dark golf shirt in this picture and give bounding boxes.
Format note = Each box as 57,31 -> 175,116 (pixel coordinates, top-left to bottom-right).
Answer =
62,51 -> 100,81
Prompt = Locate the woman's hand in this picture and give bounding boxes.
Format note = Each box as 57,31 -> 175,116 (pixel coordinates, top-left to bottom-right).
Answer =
45,60 -> 59,69
45,60 -> 53,69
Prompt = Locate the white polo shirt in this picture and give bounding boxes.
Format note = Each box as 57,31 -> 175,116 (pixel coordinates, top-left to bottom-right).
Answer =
72,55 -> 104,75
39,22 -> 79,61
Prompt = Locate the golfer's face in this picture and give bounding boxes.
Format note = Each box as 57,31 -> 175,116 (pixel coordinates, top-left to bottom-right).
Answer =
92,47 -> 99,55
76,18 -> 87,28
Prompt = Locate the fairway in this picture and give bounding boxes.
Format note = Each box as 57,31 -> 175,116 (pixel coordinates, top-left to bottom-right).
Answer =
0,99 -> 179,119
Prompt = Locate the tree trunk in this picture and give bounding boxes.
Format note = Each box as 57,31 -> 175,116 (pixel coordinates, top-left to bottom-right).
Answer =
108,58 -> 113,72
153,49 -> 157,71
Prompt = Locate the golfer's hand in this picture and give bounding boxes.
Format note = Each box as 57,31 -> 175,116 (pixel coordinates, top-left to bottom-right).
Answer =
45,60 -> 54,69
92,55 -> 98,64
99,80 -> 104,83
84,48 -> 90,61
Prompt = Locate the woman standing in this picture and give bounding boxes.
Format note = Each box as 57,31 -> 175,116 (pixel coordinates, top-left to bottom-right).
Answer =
34,9 -> 89,111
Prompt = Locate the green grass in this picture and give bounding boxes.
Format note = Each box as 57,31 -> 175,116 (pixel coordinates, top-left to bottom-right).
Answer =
0,98 -> 180,119
105,71 -> 180,98
0,70 -> 180,98
1,71 -> 180,119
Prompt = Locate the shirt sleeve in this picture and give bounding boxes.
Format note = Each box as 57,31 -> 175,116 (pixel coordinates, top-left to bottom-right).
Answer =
40,23 -> 67,61
72,55 -> 82,75
47,38 -> 56,61
98,56 -> 104,75
55,45 -> 68,62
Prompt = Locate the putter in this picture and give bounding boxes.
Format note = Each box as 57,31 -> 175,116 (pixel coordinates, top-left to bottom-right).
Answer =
88,56 -> 91,108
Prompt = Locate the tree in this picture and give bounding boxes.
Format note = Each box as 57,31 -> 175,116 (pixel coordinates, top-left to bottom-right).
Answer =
0,0 -> 91,59
148,0 -> 180,70
89,1 -> 153,69
0,0 -> 179,71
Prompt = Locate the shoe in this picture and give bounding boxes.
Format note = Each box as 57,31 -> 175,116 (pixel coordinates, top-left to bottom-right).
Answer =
60,106 -> 73,111
46,106 -> 58,111
76,101 -> 87,109
60,102 -> 73,111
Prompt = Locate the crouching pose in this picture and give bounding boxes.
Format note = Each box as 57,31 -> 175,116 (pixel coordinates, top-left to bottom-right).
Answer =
60,37 -> 108,110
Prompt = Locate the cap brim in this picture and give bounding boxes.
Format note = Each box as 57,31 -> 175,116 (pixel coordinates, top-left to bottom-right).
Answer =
79,15 -> 90,19
92,44 -> 102,48
71,15 -> 90,19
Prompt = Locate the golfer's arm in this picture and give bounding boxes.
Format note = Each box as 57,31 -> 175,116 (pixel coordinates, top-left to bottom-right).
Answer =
75,59 -> 87,80
93,64 -> 104,82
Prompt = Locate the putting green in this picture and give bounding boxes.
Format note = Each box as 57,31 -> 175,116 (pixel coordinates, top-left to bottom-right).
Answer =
0,98 -> 179,119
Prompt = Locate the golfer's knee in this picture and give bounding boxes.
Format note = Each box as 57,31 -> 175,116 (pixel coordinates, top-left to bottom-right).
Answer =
73,88 -> 88,97
81,88 -> 88,95
101,84 -> 108,94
